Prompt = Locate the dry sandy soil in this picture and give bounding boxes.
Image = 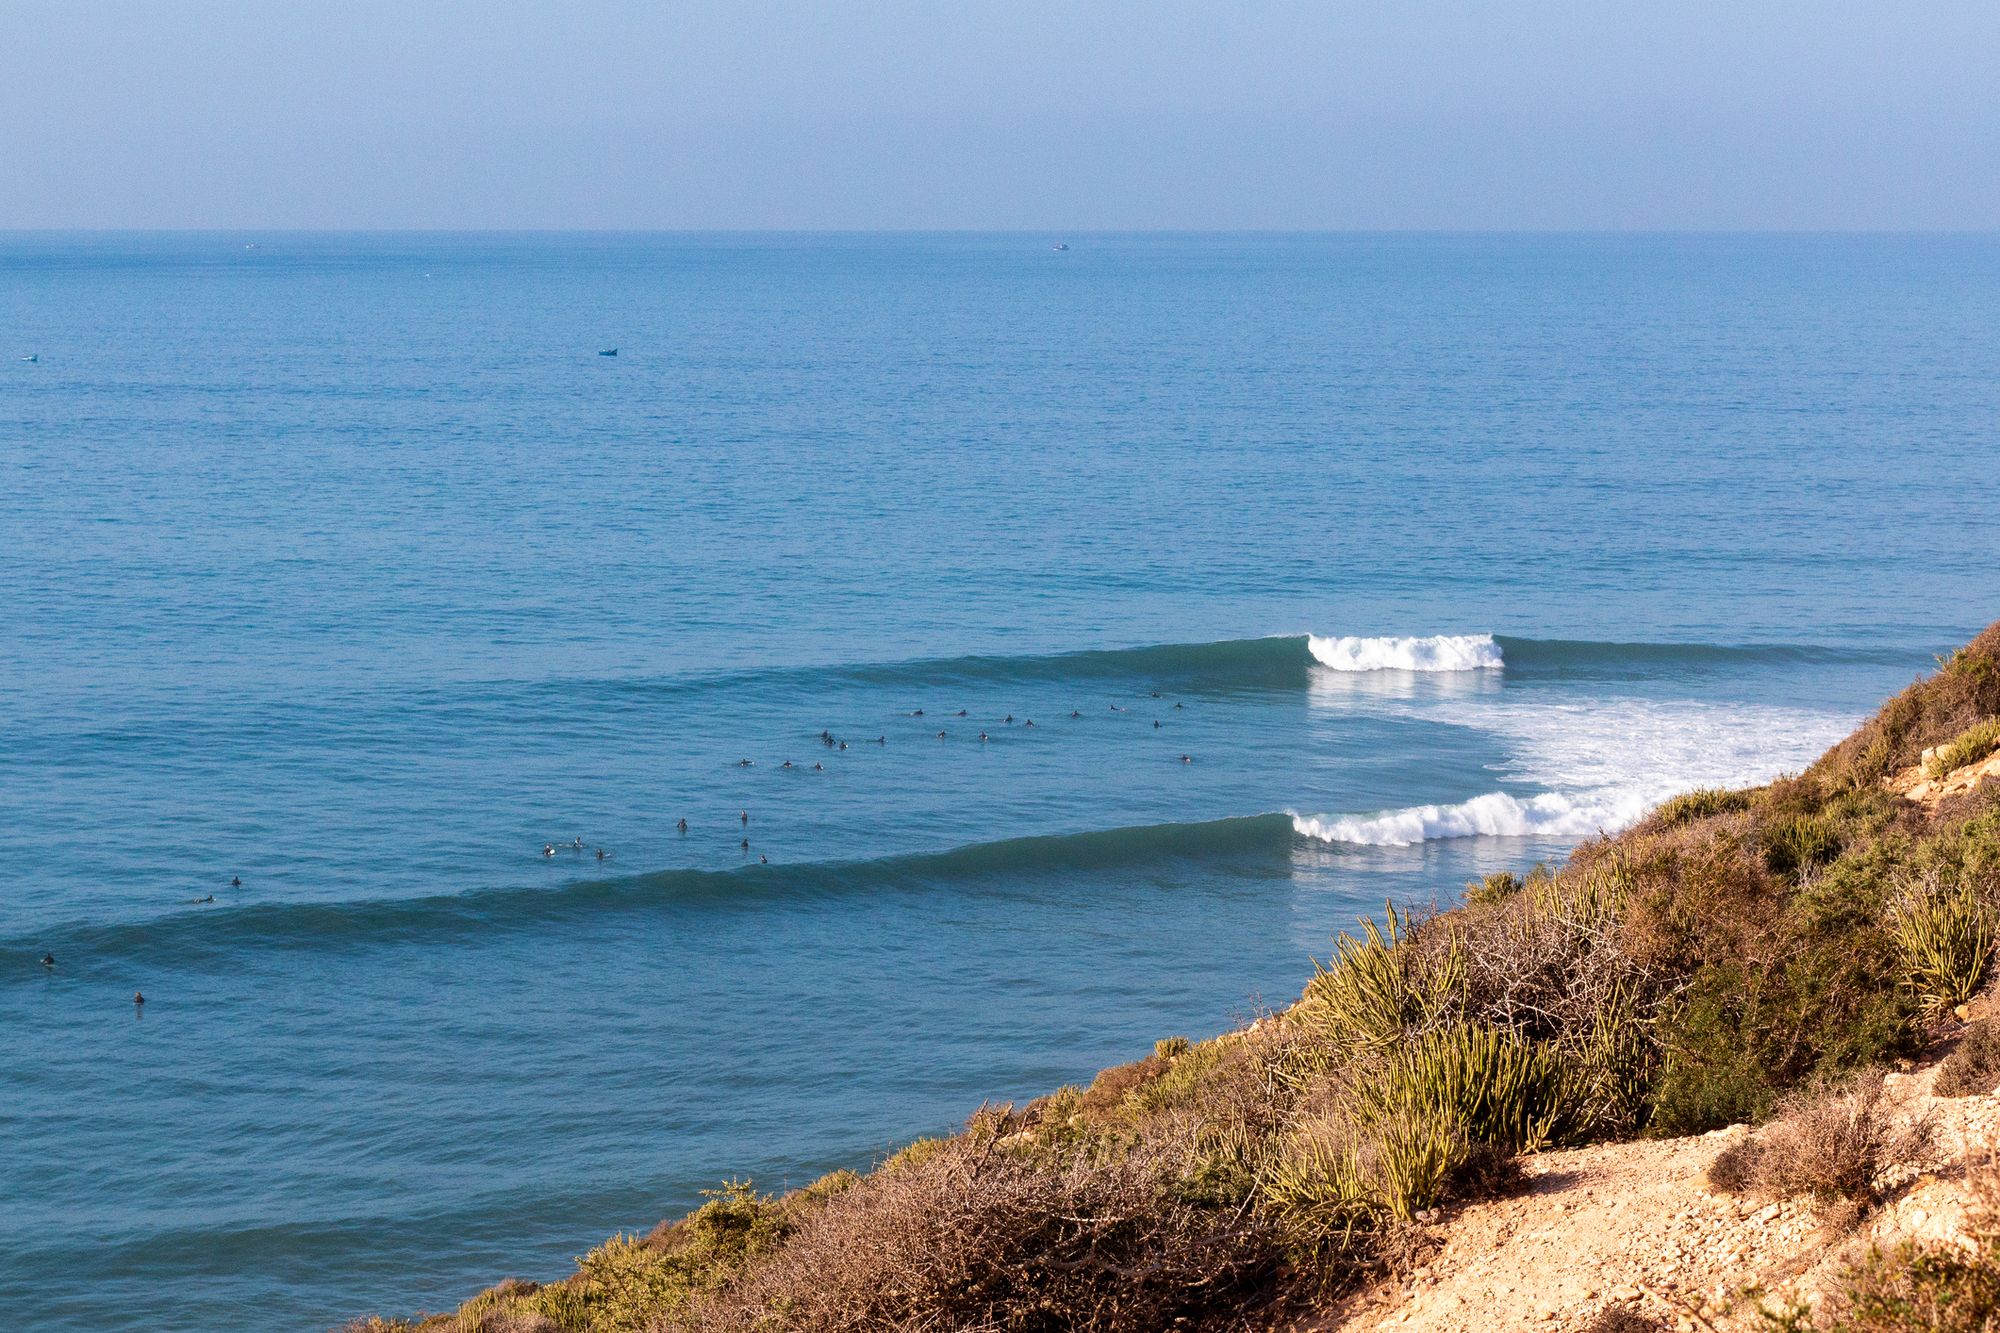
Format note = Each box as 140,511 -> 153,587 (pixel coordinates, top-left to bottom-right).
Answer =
1296,1022 -> 1998,1333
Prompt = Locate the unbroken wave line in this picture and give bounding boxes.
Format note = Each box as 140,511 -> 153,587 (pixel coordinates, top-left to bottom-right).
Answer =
3,815 -> 1298,972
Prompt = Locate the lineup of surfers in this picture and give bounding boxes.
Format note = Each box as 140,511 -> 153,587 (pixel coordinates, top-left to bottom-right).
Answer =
535,699 -> 1195,869
42,699 -> 1192,1004
38,874 -> 244,1008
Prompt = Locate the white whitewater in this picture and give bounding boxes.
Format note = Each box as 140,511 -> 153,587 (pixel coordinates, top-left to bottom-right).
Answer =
1290,692 -> 1858,848
1306,633 -> 1504,672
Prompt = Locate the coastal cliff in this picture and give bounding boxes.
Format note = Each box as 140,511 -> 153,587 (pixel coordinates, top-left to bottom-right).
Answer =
352,623 -> 2000,1333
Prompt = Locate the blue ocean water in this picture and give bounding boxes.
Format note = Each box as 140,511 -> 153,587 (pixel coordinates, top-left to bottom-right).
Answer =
1,233 -> 1995,1331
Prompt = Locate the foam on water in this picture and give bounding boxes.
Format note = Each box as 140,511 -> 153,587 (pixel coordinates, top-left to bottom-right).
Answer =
1292,696 -> 1861,847
1307,633 -> 1504,673
1291,790 -> 1652,847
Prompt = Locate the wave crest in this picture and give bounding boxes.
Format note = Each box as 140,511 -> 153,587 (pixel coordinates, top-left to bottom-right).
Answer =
1307,634 -> 1503,673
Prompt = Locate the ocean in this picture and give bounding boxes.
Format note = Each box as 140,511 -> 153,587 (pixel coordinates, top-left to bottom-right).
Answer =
1,232 -> 1995,1331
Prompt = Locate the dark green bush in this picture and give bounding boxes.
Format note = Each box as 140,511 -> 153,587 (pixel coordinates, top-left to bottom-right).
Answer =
1465,870 -> 1522,906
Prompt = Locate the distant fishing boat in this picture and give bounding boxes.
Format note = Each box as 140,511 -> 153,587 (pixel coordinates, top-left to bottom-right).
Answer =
1051,243 -> 1069,251
599,348 -> 618,357
19,354 -> 36,362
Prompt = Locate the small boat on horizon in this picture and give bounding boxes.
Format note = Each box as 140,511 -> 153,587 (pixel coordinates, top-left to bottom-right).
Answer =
599,348 -> 618,357
1051,243 -> 1069,252
19,354 -> 36,362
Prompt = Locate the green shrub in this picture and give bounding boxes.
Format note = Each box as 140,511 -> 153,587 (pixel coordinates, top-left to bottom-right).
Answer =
1362,1103 -> 1468,1220
1154,1034 -> 1191,1060
1651,914 -> 1920,1139
1576,981 -> 1662,1134
497,1180 -> 794,1332
1172,1121 -> 1259,1209
1265,1024 -> 1573,1227
1656,788 -> 1753,828
1361,1023 -> 1585,1157
1929,718 -> 2000,779
1650,964 -> 1779,1134
1891,875 -> 1996,1019
1129,1037 -> 1228,1117
1465,871 -> 1522,906
1261,1120 -> 1380,1240
1765,812 -> 1842,878
1300,904 -> 1464,1057
879,1136 -> 947,1174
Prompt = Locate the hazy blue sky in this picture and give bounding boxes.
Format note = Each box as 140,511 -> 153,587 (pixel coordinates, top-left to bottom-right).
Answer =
4,1 -> 1997,230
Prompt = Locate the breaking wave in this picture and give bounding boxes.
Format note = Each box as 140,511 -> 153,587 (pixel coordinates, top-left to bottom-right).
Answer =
1307,634 -> 1504,673
1291,790 -> 1653,848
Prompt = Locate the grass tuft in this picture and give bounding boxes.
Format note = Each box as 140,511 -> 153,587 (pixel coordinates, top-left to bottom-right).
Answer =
1655,788 -> 1752,829
1890,872 -> 1996,1019
1927,717 -> 2000,779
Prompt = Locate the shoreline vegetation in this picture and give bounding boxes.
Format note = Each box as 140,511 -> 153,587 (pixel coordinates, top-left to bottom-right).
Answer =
350,622 -> 2000,1333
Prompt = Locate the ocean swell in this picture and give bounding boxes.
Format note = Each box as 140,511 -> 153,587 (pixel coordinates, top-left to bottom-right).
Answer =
2,815 -> 1298,972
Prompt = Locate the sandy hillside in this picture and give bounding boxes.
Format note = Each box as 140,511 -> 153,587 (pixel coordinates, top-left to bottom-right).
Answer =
1306,1028 -> 1999,1333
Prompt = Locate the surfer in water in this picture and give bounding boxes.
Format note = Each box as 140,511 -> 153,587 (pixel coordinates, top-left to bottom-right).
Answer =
231,876 -> 242,887
595,848 -> 607,861
781,759 -> 793,769
741,810 -> 749,825
542,844 -> 556,857
740,837 -> 750,851
676,818 -> 688,834
41,953 -> 54,968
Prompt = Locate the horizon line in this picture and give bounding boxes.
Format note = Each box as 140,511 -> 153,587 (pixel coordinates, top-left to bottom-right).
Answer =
4,225 -> 2000,238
